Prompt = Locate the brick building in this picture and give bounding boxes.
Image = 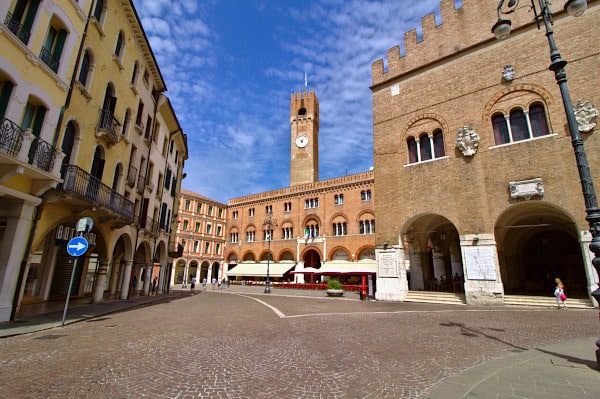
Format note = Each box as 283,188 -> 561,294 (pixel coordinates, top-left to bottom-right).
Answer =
224,91 -> 376,288
371,0 -> 599,304
172,190 -> 227,286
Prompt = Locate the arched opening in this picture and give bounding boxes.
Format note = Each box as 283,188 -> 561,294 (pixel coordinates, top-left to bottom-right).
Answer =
496,203 -> 588,298
403,214 -> 463,292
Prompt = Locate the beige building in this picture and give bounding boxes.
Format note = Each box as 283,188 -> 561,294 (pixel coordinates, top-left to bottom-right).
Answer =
371,0 -> 599,305
224,91 -> 376,290
1,0 -> 187,320
0,0 -> 86,321
172,190 -> 227,287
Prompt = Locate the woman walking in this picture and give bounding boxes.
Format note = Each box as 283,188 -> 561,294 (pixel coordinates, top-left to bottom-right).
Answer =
554,278 -> 567,310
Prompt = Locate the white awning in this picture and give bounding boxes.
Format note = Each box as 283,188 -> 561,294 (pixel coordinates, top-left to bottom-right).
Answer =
226,261 -> 296,277
319,259 -> 376,274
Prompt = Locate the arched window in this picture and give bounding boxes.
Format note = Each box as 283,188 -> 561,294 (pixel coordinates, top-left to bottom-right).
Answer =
529,103 -> 549,137
419,133 -> 432,161
509,108 -> 528,141
407,137 -> 418,164
121,109 -> 131,136
61,121 -> 76,169
78,50 -> 91,86
0,80 -> 14,118
492,103 -> 550,145
115,31 -> 124,57
433,129 -> 445,158
332,222 -> 347,236
131,61 -> 139,85
94,0 -> 105,22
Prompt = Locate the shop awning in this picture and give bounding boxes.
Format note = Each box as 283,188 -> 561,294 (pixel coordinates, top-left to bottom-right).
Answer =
290,267 -> 321,274
226,261 -> 296,277
318,259 -> 377,275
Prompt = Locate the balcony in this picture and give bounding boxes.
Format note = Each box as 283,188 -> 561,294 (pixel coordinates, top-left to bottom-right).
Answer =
126,164 -> 137,187
96,109 -> 121,145
4,12 -> 31,45
138,216 -> 159,237
0,117 -> 63,195
136,174 -> 146,194
58,164 -> 134,223
168,243 -> 184,258
39,46 -> 59,73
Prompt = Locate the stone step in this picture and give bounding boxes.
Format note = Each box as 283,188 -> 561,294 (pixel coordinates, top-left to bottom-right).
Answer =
404,291 -> 594,308
405,291 -> 466,305
503,295 -> 594,309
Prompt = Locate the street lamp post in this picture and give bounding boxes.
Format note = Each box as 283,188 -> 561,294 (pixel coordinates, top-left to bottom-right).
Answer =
492,0 -> 600,368
263,213 -> 278,294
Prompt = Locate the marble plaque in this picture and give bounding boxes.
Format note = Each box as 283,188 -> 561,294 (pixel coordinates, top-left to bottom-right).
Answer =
377,250 -> 398,278
464,246 -> 496,280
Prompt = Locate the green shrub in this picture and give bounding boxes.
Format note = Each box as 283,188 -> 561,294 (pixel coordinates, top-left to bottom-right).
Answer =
327,278 -> 342,290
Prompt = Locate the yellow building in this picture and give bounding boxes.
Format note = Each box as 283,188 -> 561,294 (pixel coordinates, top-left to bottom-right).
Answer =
1,0 -> 187,320
0,0 -> 86,321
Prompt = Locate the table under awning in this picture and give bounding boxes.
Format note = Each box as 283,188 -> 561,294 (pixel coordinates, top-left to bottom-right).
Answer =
226,261 -> 296,277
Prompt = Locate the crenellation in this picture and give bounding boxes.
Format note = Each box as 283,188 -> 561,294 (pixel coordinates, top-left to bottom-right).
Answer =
403,29 -> 419,55
421,12 -> 437,39
371,0 -> 540,87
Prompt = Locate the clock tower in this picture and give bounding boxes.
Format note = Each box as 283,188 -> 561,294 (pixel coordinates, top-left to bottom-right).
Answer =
290,91 -> 319,186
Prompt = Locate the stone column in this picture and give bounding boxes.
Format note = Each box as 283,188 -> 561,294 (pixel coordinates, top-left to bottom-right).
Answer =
460,234 -> 504,305
92,258 -> 110,303
374,246 -> 406,301
143,264 -> 152,295
0,199 -> 38,321
120,260 -> 133,300
432,248 -> 446,279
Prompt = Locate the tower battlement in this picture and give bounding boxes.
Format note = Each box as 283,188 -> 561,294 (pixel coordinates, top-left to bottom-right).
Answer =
371,0 -> 552,87
290,90 -> 319,122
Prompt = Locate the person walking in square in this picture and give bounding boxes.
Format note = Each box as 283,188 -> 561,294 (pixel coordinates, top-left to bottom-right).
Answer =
554,277 -> 567,310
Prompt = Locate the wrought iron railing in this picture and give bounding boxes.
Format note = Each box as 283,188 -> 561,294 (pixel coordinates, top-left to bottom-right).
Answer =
39,46 -> 59,73
97,109 -> 120,143
28,136 -> 57,173
1,117 -> 58,173
59,164 -> 134,220
0,117 -> 23,157
4,12 -> 31,45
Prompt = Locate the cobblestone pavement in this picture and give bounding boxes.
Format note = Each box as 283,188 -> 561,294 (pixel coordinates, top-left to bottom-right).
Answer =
0,288 -> 598,398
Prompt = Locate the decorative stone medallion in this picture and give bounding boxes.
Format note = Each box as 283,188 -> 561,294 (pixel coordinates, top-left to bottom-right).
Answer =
573,100 -> 598,133
456,126 -> 480,156
502,65 -> 515,81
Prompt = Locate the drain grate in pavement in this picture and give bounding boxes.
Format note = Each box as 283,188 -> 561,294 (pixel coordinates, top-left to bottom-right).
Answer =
34,334 -> 67,340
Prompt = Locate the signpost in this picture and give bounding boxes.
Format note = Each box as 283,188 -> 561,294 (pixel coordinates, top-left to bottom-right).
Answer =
61,217 -> 93,326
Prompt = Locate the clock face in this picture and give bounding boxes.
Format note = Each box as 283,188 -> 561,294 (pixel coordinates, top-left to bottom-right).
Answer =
295,135 -> 309,148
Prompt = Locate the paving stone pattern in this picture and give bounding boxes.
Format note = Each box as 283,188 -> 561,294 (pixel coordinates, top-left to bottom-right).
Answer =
0,291 -> 597,398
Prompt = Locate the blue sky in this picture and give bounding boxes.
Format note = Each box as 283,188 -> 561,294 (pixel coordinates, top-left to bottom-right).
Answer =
132,0 -> 449,203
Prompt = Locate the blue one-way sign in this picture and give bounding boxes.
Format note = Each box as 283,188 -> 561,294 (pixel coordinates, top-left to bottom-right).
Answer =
67,237 -> 88,257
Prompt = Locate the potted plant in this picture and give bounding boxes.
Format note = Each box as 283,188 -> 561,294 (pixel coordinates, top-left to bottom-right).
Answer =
326,278 -> 344,297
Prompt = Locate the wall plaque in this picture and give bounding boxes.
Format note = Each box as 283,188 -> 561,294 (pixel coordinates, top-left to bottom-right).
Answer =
464,246 -> 496,280
377,250 -> 398,278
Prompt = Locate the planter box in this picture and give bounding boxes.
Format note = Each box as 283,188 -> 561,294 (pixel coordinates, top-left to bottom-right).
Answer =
326,289 -> 344,297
